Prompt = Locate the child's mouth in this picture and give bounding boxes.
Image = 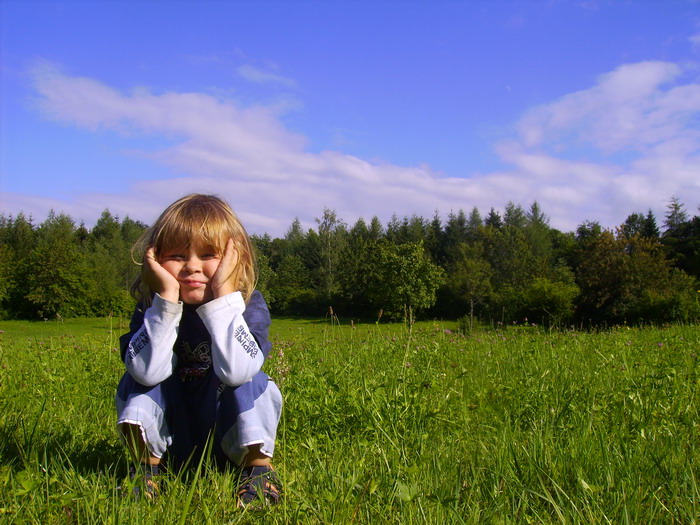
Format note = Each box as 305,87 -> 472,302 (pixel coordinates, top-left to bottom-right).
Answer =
182,280 -> 205,288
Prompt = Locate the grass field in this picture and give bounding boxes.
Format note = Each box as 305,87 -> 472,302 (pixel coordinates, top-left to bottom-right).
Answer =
0,315 -> 698,523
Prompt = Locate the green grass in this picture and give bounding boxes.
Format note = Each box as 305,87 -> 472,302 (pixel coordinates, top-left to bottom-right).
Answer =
0,316 -> 698,523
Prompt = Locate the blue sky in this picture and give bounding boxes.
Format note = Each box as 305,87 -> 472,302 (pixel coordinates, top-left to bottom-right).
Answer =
2,0 -> 700,236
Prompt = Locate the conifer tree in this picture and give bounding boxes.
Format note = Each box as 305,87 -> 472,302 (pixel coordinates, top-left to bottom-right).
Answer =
484,208 -> 503,229
503,201 -> 526,229
641,209 -> 660,239
663,196 -> 689,236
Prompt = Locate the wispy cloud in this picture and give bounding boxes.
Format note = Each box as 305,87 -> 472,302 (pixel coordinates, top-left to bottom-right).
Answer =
514,61 -> 696,154
6,59 -> 700,235
504,60 -> 700,213
236,64 -> 297,88
690,22 -> 700,48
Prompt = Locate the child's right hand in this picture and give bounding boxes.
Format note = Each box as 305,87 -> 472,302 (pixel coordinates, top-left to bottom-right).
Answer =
143,247 -> 180,303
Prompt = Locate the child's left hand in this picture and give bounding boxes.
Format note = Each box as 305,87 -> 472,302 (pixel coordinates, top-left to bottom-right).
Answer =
211,238 -> 240,298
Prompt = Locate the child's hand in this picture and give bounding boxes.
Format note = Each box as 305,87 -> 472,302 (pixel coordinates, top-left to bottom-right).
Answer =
143,247 -> 180,303
211,238 -> 240,298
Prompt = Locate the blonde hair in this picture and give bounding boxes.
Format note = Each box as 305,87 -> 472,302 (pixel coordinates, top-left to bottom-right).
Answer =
130,194 -> 256,305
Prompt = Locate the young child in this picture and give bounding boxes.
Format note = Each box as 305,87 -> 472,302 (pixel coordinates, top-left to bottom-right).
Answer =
115,193 -> 282,506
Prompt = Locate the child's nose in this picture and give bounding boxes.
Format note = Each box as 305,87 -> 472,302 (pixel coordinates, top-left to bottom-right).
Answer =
184,256 -> 201,273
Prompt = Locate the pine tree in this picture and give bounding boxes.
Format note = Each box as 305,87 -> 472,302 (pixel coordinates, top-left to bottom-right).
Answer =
484,208 -> 503,229
443,209 -> 468,265
466,206 -> 482,242
425,211 -> 444,263
663,196 -> 689,236
504,201 -> 527,229
524,201 -> 552,264
641,209 -> 660,239
368,216 -> 384,240
349,217 -> 370,241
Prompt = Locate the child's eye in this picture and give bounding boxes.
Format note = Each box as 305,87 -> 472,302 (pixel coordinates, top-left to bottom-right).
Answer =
164,254 -> 186,261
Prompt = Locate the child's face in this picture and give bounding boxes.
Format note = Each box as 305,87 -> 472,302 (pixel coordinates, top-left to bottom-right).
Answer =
159,242 -> 222,305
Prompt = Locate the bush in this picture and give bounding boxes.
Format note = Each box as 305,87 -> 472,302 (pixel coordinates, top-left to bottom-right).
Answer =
519,277 -> 579,326
630,269 -> 700,323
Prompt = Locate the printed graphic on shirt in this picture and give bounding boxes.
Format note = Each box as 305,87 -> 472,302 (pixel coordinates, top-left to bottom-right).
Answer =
216,382 -> 227,400
234,325 -> 259,358
176,340 -> 212,381
126,329 -> 150,364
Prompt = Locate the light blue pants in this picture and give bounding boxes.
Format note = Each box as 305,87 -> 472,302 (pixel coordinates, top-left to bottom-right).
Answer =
116,369 -> 282,468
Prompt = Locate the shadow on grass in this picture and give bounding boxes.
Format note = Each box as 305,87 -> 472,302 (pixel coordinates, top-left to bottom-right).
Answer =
0,415 -> 125,475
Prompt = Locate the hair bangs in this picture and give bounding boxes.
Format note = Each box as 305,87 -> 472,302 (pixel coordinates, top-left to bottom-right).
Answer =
153,197 -> 231,256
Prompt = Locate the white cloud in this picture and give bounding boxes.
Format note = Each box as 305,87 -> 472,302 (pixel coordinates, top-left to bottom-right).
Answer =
504,60 -> 700,227
4,59 -> 700,236
515,61 -> 690,153
236,64 -> 297,88
691,27 -> 700,48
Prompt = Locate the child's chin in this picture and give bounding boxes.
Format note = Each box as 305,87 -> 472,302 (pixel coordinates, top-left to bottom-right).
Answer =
181,292 -> 209,305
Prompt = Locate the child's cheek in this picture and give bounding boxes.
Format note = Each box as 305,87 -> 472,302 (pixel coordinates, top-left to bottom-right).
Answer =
208,260 -> 222,278
161,262 -> 180,279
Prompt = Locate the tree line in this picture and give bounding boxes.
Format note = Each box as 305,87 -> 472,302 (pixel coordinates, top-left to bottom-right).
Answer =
1,197 -> 699,326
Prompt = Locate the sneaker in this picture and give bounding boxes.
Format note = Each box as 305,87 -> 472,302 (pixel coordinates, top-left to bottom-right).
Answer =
237,465 -> 282,507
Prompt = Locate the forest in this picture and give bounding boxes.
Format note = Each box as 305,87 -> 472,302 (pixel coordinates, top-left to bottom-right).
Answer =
1,197 -> 698,326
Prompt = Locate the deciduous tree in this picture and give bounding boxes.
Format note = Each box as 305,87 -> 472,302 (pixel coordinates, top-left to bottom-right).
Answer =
365,241 -> 444,319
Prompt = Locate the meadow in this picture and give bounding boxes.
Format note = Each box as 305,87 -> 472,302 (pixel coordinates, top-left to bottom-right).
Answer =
0,315 -> 698,524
